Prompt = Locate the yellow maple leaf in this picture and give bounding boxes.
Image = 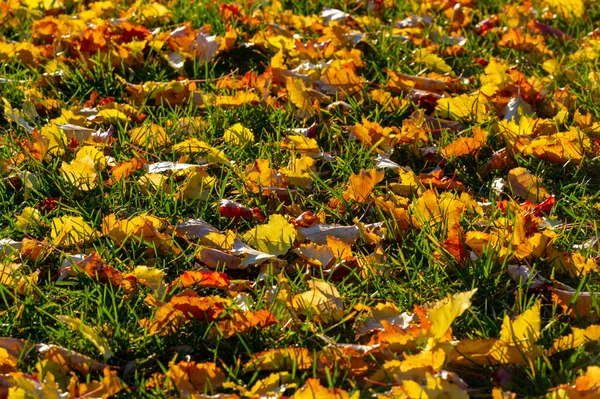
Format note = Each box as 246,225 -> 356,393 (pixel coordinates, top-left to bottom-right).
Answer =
60,146 -> 107,191
547,366 -> 600,398
223,123 -> 254,146
57,315 -> 113,360
292,279 -> 344,323
173,168 -> 216,201
248,372 -> 294,397
50,216 -> 98,247
524,128 -> 590,164
15,207 -> 42,231
102,214 -> 172,254
440,127 -> 488,158
390,168 -> 425,197
436,93 -> 487,122
318,66 -> 364,96
244,158 -> 286,194
286,77 -> 329,118
423,289 -> 477,348
244,348 -> 314,372
414,48 -> 452,74
166,361 -> 225,397
291,378 -> 356,399
507,167 -> 550,202
351,118 -> 397,152
129,266 -> 166,295
242,214 -> 296,256
130,123 -> 171,149
480,58 -> 512,96
280,155 -> 315,189
280,135 -> 321,156
499,301 -> 541,346
401,372 -> 469,399
544,0 -> 584,19
343,168 -> 384,203
547,325 -> 600,356
173,138 -> 229,164
369,348 -> 446,386
213,92 -> 261,107
94,109 -> 128,125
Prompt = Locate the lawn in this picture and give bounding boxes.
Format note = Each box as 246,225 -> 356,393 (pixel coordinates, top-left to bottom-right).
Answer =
1,0 -> 600,397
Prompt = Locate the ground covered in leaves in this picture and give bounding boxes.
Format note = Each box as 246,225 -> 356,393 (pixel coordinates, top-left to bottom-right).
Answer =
1,0 -> 600,397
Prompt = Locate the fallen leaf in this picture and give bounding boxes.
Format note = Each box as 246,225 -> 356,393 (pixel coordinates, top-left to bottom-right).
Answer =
292,279 -> 344,323
343,168 -> 384,203
507,167 -> 550,202
242,214 -> 296,256
224,123 -> 254,146
50,216 -> 98,247
244,348 -> 314,372
56,316 -> 113,360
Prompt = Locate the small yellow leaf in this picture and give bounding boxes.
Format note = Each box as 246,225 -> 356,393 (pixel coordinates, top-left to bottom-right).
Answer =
351,118 -> 397,152
343,168 -> 384,203
173,138 -> 229,164
507,167 -> 550,202
242,214 -> 296,256
424,289 -> 477,348
57,316 -> 113,360
414,48 -> 452,74
130,266 -> 166,295
500,301 -> 540,341
130,124 -> 171,149
401,373 -> 469,399
436,93 -> 486,122
292,378 -> 355,399
292,279 -> 344,323
95,109 -> 128,124
249,372 -> 294,397
224,123 -> 254,146
244,348 -> 314,372
544,0 -> 584,19
547,325 -> 600,356
50,216 -> 97,247
16,207 -> 42,231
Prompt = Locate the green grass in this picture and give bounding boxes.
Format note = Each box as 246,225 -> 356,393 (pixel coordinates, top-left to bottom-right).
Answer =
1,0 -> 600,397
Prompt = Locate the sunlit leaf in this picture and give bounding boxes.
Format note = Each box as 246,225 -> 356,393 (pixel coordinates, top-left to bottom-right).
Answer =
292,279 -> 344,323
242,214 -> 296,256
224,123 -> 254,146
507,167 -> 550,202
50,216 -> 98,247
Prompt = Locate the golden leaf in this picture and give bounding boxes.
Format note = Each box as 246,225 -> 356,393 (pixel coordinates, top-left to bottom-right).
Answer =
244,348 -> 314,372
436,93 -> 486,122
173,138 -> 229,164
130,124 -> 171,149
166,361 -> 225,396
422,289 -> 477,348
292,279 -> 344,323
343,168 -> 384,203
242,214 -> 296,256
291,378 -> 355,399
440,127 -> 488,158
544,0 -> 584,18
50,216 -> 98,247
224,123 -> 254,146
414,48 -> 452,74
547,325 -> 600,356
60,146 -> 107,191
351,118 -> 397,152
56,316 -> 113,360
507,167 -> 550,202
286,77 -> 328,118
